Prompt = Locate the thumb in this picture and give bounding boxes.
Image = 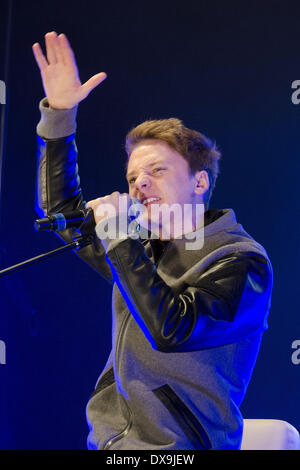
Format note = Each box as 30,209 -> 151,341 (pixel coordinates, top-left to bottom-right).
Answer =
81,72 -> 107,97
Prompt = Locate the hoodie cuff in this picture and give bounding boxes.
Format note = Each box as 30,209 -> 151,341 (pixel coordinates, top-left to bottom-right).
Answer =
36,97 -> 78,139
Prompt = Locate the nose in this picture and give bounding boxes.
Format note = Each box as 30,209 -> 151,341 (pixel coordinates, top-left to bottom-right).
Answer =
134,174 -> 152,192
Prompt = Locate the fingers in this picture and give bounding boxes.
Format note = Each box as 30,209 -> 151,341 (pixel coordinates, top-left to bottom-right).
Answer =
85,197 -> 102,210
86,193 -> 131,210
57,33 -> 76,68
45,31 -> 58,64
32,42 -> 48,71
81,72 -> 107,96
32,31 -> 107,91
32,31 -> 72,68
52,34 -> 64,64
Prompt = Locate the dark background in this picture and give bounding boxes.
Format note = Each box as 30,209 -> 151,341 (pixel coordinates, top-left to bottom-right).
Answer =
0,0 -> 299,450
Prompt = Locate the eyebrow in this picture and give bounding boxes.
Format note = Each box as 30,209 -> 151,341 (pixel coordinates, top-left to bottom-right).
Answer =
126,160 -> 166,181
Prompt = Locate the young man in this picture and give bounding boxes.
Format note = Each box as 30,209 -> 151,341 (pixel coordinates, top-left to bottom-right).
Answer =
33,31 -> 273,450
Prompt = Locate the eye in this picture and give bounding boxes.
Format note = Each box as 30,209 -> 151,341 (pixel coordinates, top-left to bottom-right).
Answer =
153,167 -> 165,174
128,168 -> 165,184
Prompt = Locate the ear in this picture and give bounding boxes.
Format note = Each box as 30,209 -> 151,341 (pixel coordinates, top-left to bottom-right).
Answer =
193,170 -> 210,196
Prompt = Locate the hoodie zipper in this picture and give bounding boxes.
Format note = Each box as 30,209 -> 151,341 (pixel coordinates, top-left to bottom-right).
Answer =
102,239 -> 171,450
153,384 -> 212,450
102,310 -> 133,450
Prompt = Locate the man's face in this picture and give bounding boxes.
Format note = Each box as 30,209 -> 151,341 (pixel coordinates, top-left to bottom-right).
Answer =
126,139 -> 208,237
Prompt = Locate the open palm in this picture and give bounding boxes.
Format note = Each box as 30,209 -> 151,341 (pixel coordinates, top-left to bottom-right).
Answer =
32,31 -> 106,109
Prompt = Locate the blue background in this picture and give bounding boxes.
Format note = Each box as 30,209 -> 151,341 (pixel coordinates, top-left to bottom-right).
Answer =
0,0 -> 299,449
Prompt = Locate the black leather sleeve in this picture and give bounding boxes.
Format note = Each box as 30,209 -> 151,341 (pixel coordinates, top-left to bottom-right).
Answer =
104,237 -> 273,352
35,134 -> 113,283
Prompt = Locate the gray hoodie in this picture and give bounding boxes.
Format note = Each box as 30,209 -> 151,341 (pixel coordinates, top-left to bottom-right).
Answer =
36,98 -> 273,450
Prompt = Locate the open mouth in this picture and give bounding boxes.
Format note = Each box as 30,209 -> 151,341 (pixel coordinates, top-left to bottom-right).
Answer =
142,197 -> 161,207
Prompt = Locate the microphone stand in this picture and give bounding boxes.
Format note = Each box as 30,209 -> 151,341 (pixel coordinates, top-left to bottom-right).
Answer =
0,234 -> 93,278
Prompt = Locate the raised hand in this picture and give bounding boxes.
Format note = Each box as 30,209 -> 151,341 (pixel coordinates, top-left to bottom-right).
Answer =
32,31 -> 107,109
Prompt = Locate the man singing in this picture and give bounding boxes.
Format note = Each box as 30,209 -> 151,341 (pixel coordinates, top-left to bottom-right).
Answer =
32,31 -> 273,450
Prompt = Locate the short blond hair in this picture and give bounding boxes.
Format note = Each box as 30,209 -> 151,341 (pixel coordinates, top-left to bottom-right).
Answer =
125,118 -> 221,208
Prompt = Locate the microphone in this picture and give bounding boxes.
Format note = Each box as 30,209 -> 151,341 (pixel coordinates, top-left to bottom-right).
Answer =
34,209 -> 91,232
34,198 -> 142,233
